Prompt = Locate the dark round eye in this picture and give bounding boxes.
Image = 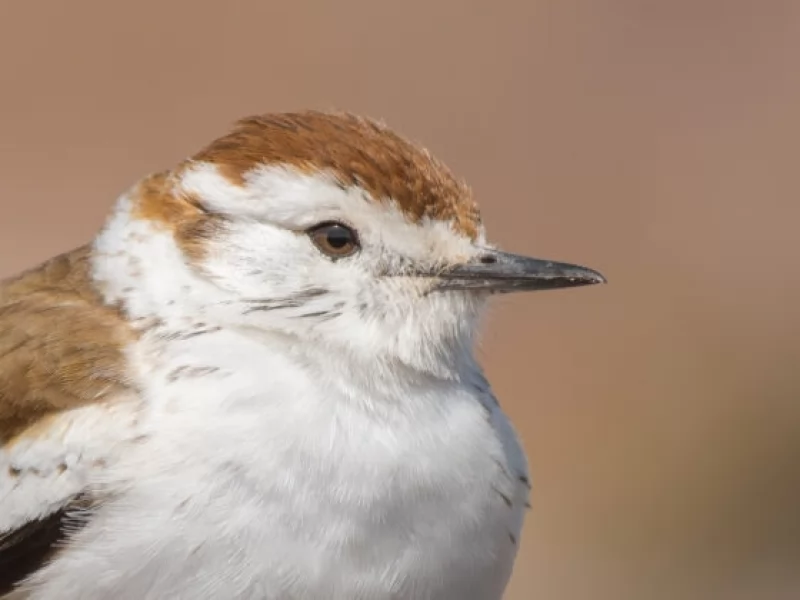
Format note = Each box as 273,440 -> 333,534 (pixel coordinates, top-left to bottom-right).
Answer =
307,222 -> 360,258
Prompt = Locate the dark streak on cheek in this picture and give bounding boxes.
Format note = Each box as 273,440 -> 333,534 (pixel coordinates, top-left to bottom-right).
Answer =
296,288 -> 330,301
242,288 -> 330,315
166,365 -> 221,383
157,326 -> 223,342
244,300 -> 303,314
298,310 -> 337,320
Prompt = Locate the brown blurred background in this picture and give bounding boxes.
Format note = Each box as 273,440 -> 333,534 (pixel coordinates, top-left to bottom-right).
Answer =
2,1 -> 799,598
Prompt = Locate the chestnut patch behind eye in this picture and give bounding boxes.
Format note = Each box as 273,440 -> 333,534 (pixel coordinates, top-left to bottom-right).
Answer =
307,222 -> 360,259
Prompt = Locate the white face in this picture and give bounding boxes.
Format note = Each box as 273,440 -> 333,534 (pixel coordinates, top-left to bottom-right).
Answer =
178,163 -> 491,370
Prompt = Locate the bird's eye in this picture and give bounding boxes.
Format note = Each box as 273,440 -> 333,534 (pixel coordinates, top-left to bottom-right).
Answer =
307,222 -> 360,258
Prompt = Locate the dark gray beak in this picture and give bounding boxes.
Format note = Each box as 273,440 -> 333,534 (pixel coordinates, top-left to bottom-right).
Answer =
433,248 -> 607,293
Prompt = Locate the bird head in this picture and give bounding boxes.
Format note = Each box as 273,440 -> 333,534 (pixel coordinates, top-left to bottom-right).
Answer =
99,111 -> 605,374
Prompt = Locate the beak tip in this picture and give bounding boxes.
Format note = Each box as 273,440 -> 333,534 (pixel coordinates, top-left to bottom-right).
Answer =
590,271 -> 608,285
566,266 -> 607,287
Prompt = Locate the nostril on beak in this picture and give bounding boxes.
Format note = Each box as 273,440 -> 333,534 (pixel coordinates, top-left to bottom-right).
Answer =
478,254 -> 497,265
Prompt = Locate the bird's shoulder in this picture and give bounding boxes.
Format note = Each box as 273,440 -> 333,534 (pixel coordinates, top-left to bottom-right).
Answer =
0,245 -> 140,597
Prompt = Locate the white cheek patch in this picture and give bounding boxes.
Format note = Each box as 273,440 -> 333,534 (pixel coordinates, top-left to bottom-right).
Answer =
179,162 -> 485,267
92,193 -> 224,323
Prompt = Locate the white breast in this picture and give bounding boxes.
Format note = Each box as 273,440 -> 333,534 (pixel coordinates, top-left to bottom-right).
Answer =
23,327 -> 529,600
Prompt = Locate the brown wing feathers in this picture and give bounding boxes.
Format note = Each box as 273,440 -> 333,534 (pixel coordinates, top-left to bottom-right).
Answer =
0,247 -> 133,596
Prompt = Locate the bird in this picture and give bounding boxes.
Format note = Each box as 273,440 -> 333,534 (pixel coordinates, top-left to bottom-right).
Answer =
0,110 -> 605,600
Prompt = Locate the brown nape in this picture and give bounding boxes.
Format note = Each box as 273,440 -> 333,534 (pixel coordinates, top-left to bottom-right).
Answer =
130,171 -> 225,263
0,495 -> 91,596
191,110 -> 483,240
0,247 -> 134,444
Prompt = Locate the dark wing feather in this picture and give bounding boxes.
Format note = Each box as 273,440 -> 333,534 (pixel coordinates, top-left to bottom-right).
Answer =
0,495 -> 91,597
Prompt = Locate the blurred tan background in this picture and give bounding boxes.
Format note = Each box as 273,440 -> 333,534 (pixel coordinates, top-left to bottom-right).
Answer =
2,1 -> 799,598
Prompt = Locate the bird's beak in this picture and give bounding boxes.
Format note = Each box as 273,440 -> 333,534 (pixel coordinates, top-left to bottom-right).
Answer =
432,249 -> 607,293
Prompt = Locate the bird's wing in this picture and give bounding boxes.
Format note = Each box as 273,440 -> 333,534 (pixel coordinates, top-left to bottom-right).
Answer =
0,247 -> 139,596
